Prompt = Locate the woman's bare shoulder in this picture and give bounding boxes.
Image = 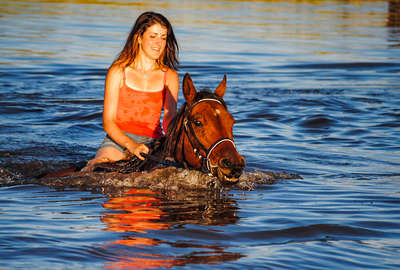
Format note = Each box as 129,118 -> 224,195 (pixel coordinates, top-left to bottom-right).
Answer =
107,63 -> 124,78
165,67 -> 179,83
105,63 -> 124,91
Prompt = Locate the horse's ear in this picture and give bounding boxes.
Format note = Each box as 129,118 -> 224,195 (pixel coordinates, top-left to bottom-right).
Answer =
214,74 -> 227,98
183,73 -> 197,104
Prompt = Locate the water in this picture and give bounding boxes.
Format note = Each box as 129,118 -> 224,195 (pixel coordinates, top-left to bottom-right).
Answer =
1,0 -> 400,269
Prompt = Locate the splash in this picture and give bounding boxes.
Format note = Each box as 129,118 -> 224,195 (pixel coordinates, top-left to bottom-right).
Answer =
0,164 -> 301,194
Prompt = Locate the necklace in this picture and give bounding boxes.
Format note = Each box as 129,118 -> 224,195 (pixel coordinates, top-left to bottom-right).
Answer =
142,69 -> 154,79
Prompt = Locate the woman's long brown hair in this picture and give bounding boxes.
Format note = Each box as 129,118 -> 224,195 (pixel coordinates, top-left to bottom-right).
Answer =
114,11 -> 179,70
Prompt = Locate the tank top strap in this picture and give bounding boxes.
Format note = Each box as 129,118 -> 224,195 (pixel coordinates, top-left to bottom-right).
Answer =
162,70 -> 167,86
122,67 -> 127,86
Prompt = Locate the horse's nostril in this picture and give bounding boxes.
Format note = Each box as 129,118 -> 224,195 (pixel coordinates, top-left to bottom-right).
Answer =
221,158 -> 232,167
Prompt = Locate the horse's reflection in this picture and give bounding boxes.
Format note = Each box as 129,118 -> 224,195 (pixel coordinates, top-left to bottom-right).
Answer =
101,189 -> 243,269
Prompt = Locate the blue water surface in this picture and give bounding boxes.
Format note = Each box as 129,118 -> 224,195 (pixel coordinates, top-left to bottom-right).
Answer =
1,0 -> 400,269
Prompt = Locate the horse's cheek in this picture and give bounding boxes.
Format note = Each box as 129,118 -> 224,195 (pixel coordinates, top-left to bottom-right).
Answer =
183,139 -> 201,168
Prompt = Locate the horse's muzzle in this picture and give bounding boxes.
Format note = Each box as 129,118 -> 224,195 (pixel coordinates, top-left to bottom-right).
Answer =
214,154 -> 246,184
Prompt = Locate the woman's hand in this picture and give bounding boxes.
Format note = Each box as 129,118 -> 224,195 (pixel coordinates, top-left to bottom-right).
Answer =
126,141 -> 149,160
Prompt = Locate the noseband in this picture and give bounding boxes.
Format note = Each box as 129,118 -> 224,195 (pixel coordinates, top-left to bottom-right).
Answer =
183,97 -> 237,174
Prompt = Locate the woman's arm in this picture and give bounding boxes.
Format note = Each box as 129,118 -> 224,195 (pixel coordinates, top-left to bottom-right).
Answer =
163,69 -> 180,132
103,65 -> 149,159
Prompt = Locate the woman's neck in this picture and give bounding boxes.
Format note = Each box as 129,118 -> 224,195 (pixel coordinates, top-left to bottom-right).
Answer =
133,53 -> 159,72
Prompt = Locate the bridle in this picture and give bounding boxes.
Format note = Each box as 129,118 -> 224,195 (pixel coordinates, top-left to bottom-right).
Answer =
182,97 -> 237,174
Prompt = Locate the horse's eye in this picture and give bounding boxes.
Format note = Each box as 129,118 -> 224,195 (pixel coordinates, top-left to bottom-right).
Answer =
193,119 -> 202,127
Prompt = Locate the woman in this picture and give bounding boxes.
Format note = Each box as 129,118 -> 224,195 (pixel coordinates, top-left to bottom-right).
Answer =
86,12 -> 179,170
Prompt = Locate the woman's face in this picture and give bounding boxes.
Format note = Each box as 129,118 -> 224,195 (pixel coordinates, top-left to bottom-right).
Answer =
139,23 -> 167,61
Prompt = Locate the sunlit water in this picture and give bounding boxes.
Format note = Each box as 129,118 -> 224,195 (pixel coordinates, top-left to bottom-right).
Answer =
1,0 -> 400,269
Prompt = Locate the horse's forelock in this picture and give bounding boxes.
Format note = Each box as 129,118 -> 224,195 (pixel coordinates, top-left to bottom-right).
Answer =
192,90 -> 227,108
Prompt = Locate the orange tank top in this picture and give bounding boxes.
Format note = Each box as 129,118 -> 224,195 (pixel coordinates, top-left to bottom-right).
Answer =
116,69 -> 166,139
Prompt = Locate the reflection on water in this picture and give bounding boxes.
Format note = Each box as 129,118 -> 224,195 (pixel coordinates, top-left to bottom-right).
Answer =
102,189 -> 167,233
1,0 -> 398,67
388,1 -> 400,47
101,189 -> 242,269
101,189 -> 173,269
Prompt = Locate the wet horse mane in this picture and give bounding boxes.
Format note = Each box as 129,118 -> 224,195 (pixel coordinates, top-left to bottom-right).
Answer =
162,90 -> 227,160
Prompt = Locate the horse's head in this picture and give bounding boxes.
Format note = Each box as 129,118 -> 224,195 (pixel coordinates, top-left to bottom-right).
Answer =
178,73 -> 245,184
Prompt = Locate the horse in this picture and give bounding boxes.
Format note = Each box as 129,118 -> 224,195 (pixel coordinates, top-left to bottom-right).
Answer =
93,73 -> 246,184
